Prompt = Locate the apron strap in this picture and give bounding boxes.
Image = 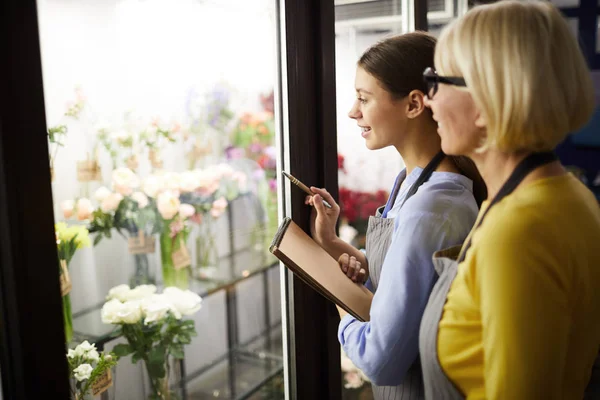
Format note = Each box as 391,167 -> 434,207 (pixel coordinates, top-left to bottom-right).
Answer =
457,151 -> 558,263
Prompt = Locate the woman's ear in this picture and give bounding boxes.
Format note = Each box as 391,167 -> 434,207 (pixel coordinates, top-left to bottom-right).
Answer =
406,90 -> 426,119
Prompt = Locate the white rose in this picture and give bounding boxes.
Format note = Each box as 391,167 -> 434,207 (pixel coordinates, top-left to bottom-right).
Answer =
86,349 -> 100,363
106,284 -> 131,302
117,300 -> 143,324
130,191 -> 149,208
232,171 -> 248,193
67,349 -> 77,359
141,294 -> 172,324
61,200 -> 74,219
142,175 -> 162,198
178,204 -> 195,219
216,163 -> 234,179
179,171 -> 199,193
112,167 -> 140,196
76,198 -> 94,221
76,340 -> 96,354
94,186 -> 112,202
123,284 -> 157,301
163,287 -> 202,318
101,192 -> 123,213
101,299 -> 125,324
157,191 -> 180,220
73,364 -> 93,382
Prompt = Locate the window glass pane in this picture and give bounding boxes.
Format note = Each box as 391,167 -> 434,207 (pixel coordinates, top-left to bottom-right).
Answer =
37,0 -> 283,397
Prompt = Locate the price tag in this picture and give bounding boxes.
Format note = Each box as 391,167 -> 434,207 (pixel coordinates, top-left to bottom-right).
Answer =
91,369 -> 113,396
76,160 -> 102,182
59,260 -> 72,296
128,232 -> 155,254
172,239 -> 191,270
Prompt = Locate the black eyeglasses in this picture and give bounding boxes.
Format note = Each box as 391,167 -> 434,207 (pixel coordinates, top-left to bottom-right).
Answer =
423,67 -> 466,99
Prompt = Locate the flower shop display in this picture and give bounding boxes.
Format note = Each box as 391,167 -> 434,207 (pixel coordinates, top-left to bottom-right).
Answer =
101,284 -> 202,400
338,188 -> 388,248
55,222 -> 91,343
67,340 -> 118,400
47,87 -> 86,182
184,83 -> 236,169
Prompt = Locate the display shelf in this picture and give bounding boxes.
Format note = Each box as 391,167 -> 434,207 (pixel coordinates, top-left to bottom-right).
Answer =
180,326 -> 284,400
72,253 -> 278,346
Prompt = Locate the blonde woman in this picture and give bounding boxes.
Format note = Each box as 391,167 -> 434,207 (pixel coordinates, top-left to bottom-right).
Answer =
419,1 -> 600,399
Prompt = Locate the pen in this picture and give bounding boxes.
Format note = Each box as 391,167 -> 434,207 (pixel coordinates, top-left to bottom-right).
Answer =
282,171 -> 333,209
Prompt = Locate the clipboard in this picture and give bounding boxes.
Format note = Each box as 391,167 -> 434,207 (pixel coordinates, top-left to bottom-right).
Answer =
269,217 -> 373,321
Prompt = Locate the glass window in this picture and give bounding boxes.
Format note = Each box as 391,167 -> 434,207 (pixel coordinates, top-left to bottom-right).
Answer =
37,0 -> 283,397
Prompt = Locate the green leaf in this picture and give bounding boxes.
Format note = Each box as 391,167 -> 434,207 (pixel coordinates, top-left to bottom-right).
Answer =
170,344 -> 185,359
112,343 -> 133,357
93,234 -> 103,246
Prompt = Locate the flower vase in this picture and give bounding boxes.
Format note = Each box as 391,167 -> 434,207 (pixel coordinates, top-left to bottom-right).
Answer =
128,232 -> 157,287
63,293 -> 73,343
160,230 -> 190,289
144,357 -> 176,400
195,219 -> 218,279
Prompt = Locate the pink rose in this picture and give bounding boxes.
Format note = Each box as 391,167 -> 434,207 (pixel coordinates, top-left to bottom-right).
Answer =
157,191 -> 180,220
210,197 -> 228,218
112,167 -> 140,196
178,204 -> 195,219
61,200 -> 74,219
130,191 -> 149,208
101,192 -> 123,213
94,186 -> 111,202
76,198 -> 94,221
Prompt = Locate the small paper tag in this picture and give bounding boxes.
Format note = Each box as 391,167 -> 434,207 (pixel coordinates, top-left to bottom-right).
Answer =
172,240 -> 191,270
149,150 -> 163,169
128,233 -> 155,254
59,260 -> 72,296
76,160 -> 101,182
126,155 -> 139,170
91,369 -> 113,396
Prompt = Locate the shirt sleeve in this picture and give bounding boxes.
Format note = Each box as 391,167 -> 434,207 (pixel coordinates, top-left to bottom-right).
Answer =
476,216 -> 571,399
338,212 -> 456,386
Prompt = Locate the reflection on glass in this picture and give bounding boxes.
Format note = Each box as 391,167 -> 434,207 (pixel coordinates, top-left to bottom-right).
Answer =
37,0 -> 283,398
597,16 -> 600,53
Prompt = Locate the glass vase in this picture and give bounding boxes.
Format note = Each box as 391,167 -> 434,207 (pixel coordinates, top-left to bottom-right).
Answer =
160,230 -> 190,289
195,219 -> 218,279
130,253 -> 156,287
144,357 -> 176,400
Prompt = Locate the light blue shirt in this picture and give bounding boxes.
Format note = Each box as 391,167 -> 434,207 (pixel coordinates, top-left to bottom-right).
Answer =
338,167 -> 479,386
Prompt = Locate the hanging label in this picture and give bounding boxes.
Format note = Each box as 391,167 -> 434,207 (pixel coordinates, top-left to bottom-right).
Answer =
126,155 -> 139,171
148,150 -> 163,169
172,239 -> 191,270
128,232 -> 155,254
76,160 -> 102,182
59,259 -> 72,296
91,369 -> 113,396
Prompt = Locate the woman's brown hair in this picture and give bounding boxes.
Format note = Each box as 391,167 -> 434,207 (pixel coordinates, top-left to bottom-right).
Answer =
358,31 -> 487,206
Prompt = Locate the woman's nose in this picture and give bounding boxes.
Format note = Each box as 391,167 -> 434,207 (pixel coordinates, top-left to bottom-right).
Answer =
348,101 -> 360,119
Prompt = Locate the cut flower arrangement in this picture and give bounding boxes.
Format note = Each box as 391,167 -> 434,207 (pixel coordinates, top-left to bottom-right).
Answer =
101,284 -> 202,400
67,340 -> 118,400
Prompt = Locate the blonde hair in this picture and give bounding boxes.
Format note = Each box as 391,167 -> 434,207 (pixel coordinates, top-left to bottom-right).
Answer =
435,0 -> 595,152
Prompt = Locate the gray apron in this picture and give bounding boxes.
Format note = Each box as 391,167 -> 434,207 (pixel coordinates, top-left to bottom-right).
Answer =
418,151 -> 600,399
365,184 -> 426,399
418,246 -> 465,400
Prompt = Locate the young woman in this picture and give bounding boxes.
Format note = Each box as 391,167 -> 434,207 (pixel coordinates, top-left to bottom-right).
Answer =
306,32 -> 485,399
420,2 -> 600,399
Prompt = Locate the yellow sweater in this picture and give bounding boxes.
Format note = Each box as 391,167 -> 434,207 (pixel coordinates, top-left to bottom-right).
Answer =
438,174 -> 600,399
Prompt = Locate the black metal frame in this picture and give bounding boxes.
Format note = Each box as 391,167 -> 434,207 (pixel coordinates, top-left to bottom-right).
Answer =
279,0 -> 341,399
0,0 -> 71,398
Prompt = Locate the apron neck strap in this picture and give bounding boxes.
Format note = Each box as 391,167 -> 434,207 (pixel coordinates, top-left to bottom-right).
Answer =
457,151 -> 558,263
399,150 -> 446,208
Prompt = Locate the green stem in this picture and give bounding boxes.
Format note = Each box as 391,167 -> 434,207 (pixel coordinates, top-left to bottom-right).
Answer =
63,294 -> 73,343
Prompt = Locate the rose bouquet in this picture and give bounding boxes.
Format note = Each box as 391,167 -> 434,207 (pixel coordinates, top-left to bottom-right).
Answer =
55,222 -> 91,343
67,341 -> 118,400
101,284 -> 202,400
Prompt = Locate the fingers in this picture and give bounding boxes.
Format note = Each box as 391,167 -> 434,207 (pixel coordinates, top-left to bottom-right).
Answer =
338,254 -> 366,283
338,253 -> 350,273
310,187 -> 338,208
304,195 -> 315,206
313,194 -> 326,214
